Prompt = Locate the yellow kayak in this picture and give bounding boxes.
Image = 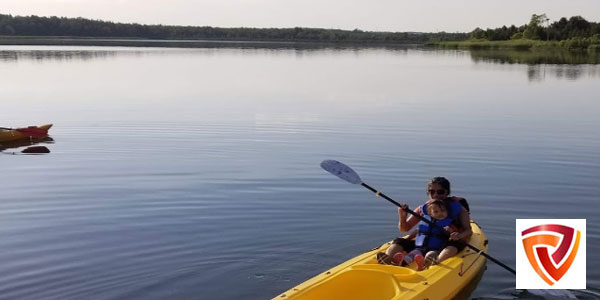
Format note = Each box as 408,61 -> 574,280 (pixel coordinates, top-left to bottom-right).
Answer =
272,221 -> 488,300
0,124 -> 53,142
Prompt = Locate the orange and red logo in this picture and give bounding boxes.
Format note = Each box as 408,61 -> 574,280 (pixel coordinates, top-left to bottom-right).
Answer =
516,219 -> 586,289
521,224 -> 581,285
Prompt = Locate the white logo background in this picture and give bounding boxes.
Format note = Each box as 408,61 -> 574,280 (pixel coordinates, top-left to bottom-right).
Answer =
516,219 -> 586,289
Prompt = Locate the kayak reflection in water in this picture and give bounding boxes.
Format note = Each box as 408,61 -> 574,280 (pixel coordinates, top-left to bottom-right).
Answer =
377,177 -> 472,268
0,136 -> 53,155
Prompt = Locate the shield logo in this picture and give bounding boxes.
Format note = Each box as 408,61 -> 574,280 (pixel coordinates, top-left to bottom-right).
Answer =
521,224 -> 581,286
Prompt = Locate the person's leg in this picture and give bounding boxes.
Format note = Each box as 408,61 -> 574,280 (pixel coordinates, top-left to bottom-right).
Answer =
377,243 -> 404,265
376,252 -> 392,264
424,250 -> 439,268
391,251 -> 405,265
376,244 -> 403,265
385,243 -> 405,256
403,249 -> 424,270
385,243 -> 404,256
403,249 -> 421,263
378,237 -> 414,265
414,253 -> 425,271
438,246 -> 458,262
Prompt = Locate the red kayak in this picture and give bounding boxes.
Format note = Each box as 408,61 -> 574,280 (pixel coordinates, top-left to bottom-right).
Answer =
0,124 -> 53,142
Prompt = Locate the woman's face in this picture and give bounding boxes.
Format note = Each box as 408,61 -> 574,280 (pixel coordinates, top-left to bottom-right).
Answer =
428,183 -> 448,201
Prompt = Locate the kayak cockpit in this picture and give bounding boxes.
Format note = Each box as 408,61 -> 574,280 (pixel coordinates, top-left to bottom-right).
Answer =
288,264 -> 421,300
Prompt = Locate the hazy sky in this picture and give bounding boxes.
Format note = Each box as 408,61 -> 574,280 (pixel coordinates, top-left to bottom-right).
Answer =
1,0 -> 599,32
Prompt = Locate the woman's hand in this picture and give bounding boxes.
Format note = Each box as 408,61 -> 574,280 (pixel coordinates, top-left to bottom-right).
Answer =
398,204 -> 408,217
449,232 -> 460,241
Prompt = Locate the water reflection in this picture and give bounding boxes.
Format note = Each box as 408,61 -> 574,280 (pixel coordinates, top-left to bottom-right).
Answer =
2,43 -> 599,84
0,40 -> 415,62
0,49 -> 119,62
474,287 -> 600,300
470,49 -> 600,65
525,64 -> 600,81
1,38 -> 413,50
0,136 -> 53,154
469,49 -> 600,80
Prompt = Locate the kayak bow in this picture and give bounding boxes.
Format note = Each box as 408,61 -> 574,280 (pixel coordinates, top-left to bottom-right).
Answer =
0,124 -> 52,142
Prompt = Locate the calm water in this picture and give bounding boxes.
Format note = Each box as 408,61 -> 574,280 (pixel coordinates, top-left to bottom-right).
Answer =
1,45 -> 599,300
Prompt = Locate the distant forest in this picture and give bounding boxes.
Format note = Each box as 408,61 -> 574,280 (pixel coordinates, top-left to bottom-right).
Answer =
0,14 -> 466,43
469,14 -> 600,41
2,13 -> 598,46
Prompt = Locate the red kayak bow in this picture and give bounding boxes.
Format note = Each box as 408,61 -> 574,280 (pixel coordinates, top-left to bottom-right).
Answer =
15,126 -> 49,138
0,126 -> 49,138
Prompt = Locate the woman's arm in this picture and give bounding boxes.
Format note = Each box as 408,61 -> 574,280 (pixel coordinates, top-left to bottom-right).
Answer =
398,206 -> 408,232
398,204 -> 421,232
449,207 -> 472,240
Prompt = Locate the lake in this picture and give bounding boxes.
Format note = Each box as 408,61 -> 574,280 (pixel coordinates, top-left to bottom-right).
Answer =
1,44 -> 599,299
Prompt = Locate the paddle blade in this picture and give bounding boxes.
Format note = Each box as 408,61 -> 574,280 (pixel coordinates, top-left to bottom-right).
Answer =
320,160 -> 362,184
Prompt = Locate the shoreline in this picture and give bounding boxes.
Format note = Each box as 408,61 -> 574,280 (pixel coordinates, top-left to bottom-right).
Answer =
430,39 -> 600,51
4,37 -> 597,53
0,36 -> 423,49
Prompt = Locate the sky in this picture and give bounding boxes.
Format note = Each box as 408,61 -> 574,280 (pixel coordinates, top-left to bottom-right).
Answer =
1,0 -> 599,33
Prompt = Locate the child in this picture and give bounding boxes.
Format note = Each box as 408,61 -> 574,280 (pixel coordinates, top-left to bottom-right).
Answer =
392,200 -> 455,270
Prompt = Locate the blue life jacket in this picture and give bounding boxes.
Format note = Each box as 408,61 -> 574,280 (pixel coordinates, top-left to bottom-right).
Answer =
415,202 -> 460,250
434,200 -> 464,220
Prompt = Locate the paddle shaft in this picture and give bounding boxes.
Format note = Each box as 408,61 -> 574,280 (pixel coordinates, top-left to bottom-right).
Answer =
360,182 -> 516,275
361,183 -> 421,219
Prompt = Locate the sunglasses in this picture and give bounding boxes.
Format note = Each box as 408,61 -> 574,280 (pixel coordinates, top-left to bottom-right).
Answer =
428,189 -> 447,195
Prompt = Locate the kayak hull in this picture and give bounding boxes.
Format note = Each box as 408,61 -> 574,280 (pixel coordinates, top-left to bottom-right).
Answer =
273,221 -> 488,300
0,124 -> 53,142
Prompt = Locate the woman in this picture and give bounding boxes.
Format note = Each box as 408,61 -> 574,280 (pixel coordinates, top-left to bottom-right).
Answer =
377,177 -> 472,266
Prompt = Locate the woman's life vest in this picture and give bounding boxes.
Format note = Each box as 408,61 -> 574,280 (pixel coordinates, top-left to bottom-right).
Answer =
450,196 -> 470,213
446,196 -> 470,231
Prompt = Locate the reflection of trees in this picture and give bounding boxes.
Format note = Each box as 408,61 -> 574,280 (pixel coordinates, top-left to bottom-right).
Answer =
526,64 -> 597,81
0,49 -> 119,62
0,38 -> 419,50
468,49 -> 600,80
0,39 -> 413,62
469,49 -> 600,64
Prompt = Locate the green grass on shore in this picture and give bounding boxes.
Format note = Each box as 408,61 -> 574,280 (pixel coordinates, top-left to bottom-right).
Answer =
431,38 -> 600,51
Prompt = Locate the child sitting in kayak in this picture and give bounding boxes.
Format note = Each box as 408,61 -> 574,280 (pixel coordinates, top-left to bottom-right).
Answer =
390,200 -> 456,270
377,177 -> 471,267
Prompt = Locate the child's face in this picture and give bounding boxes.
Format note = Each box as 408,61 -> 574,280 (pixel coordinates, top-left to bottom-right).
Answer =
429,204 -> 448,220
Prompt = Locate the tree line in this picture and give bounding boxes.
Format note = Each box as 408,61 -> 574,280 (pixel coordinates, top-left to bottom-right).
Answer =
0,14 -> 467,43
470,14 -> 600,41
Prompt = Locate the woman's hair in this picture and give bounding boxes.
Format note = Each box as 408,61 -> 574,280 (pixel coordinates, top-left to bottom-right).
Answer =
427,176 -> 451,195
427,199 -> 447,215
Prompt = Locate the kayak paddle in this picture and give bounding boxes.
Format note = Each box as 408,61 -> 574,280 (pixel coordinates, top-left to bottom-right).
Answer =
320,159 -> 516,275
